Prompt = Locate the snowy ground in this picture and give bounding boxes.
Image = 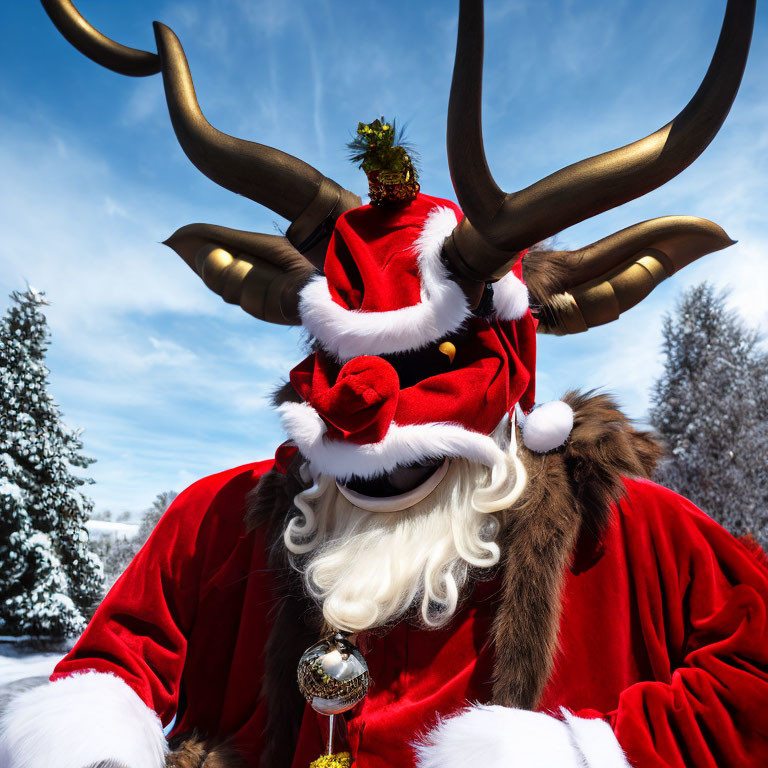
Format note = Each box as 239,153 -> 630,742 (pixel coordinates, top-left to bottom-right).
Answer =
0,641 -> 68,686
86,518 -> 140,541
0,642 -> 178,736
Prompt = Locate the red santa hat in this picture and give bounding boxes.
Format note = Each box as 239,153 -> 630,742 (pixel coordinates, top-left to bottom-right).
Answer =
278,194 -> 573,481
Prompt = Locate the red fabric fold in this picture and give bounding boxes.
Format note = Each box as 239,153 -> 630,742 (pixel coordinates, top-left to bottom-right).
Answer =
290,316 -> 532,444
311,356 -> 400,444
324,195 -> 463,313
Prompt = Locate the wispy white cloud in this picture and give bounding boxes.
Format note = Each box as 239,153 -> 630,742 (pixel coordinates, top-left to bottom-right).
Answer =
0,121 -> 217,321
0,112 -> 297,512
120,79 -> 164,128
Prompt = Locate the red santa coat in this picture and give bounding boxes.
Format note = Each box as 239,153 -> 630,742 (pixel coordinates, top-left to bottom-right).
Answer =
51,459 -> 768,767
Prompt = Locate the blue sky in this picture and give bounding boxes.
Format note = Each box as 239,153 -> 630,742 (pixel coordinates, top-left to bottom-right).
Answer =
2,0 -> 767,515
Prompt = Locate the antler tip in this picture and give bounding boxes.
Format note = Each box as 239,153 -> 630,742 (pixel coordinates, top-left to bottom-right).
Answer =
152,21 -> 172,45
702,221 -> 737,251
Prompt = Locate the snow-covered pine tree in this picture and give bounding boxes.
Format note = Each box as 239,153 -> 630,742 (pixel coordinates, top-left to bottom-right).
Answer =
0,287 -> 103,638
138,490 -> 178,543
650,283 -> 768,548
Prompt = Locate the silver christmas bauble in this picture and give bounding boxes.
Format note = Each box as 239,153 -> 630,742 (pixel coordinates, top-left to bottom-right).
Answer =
297,633 -> 369,715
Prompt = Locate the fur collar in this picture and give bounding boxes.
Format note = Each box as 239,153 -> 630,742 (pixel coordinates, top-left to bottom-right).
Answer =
166,734 -> 247,768
490,391 -> 661,709
167,391 -> 660,766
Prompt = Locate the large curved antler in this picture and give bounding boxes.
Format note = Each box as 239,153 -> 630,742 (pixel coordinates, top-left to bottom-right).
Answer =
443,0 -> 755,282
151,22 -> 359,260
40,0 -> 161,76
40,0 -> 360,270
164,224 -> 315,325
523,217 -> 734,334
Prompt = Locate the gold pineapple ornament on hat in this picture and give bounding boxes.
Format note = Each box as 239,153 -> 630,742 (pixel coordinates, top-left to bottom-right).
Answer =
348,118 -> 420,205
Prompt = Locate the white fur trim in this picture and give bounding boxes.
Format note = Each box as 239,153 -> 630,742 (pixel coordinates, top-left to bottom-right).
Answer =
0,671 -> 167,768
299,206 -> 470,360
521,400 -> 574,453
415,705 -> 627,768
562,708 -> 631,768
278,401 -> 507,480
493,271 -> 529,321
415,705 -> 577,767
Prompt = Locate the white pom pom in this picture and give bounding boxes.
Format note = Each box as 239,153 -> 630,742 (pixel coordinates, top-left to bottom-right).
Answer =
493,272 -> 529,321
521,400 -> 574,453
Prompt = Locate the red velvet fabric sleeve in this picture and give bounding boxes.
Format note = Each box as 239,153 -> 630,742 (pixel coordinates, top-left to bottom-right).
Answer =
583,479 -> 768,767
51,461 -> 271,725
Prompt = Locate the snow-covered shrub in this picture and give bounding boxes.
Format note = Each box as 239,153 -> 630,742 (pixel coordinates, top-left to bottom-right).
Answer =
651,283 -> 768,548
0,288 -> 103,638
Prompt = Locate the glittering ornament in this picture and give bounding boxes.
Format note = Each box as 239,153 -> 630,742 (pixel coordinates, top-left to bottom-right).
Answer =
348,117 -> 420,205
298,633 -> 370,767
309,753 -> 352,768
297,633 -> 369,715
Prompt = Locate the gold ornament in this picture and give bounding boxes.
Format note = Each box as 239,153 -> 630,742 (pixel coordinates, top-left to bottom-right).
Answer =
438,341 -> 457,364
348,118 -> 420,205
309,753 -> 352,768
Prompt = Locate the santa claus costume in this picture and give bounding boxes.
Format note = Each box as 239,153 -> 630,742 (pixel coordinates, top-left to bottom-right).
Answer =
2,1 -> 766,766
3,187 -> 767,767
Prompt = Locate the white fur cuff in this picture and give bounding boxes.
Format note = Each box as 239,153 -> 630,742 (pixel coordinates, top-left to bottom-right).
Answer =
562,708 -> 630,768
0,671 -> 167,768
415,705 -> 628,768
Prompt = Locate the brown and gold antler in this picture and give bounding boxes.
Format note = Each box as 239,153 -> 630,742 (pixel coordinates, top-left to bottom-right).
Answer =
442,0 -> 754,332
41,0 -> 755,333
163,225 -> 315,326
523,217 -> 735,334
40,0 -> 361,324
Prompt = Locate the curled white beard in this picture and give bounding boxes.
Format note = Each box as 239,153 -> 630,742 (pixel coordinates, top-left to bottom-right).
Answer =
283,419 -> 527,633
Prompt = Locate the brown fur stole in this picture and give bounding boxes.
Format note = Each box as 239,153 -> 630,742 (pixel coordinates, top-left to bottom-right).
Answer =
165,734 -> 248,768
248,460 -> 324,768
166,390 -> 660,766
490,391 -> 661,709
